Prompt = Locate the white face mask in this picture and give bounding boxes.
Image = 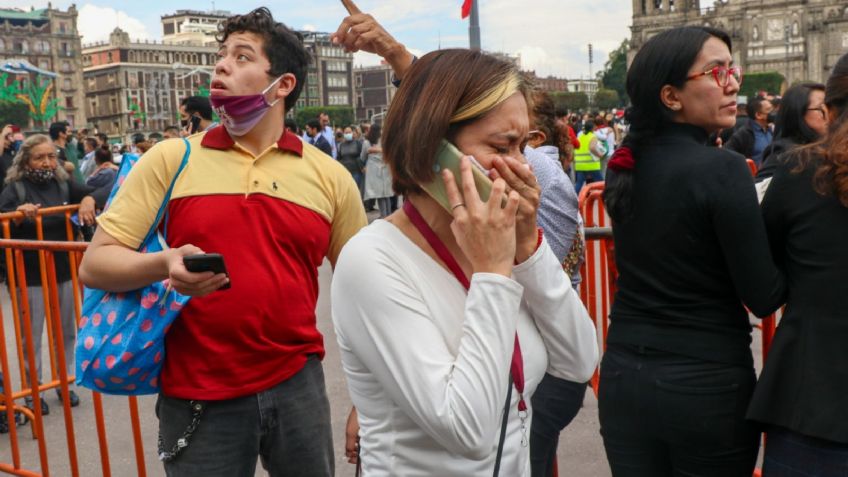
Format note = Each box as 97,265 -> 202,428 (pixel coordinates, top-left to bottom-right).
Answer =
344,133 -> 354,141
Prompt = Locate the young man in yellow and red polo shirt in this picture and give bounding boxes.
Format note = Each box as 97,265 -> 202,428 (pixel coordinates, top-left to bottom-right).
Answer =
80,8 -> 366,476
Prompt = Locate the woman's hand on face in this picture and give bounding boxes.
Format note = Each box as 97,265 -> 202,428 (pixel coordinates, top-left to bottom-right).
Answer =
489,156 -> 541,263
442,156 -> 520,278
78,196 -> 96,226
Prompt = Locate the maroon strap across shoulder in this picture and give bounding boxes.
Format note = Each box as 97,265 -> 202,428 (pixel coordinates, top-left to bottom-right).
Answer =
402,200 -> 526,412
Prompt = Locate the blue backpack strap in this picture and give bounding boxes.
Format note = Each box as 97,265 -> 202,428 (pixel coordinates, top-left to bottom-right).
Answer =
139,138 -> 191,248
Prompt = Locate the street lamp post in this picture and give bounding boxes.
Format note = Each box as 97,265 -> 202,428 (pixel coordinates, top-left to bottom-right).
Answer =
784,25 -> 791,88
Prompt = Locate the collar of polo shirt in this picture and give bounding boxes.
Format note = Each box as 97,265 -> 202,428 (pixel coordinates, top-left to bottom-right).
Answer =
201,125 -> 303,157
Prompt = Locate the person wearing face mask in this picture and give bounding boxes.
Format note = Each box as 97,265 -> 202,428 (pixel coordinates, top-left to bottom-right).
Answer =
0,134 -> 102,415
726,95 -> 775,166
337,126 -> 365,196
79,8 -> 365,476
755,82 -> 827,187
600,27 -> 785,475
179,96 -> 217,136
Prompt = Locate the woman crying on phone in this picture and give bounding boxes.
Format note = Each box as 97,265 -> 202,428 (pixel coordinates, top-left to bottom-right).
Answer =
331,49 -> 598,476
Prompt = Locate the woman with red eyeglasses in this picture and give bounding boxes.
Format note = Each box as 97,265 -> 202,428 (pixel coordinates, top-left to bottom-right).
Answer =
599,27 -> 786,476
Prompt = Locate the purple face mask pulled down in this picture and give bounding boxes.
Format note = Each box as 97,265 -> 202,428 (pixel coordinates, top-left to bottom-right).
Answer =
210,76 -> 283,136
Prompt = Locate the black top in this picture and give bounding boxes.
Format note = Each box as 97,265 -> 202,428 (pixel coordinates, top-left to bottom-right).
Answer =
337,140 -> 363,175
0,178 -> 94,286
747,153 -> 848,443
755,137 -> 799,183
607,122 -> 786,367
312,134 -> 333,157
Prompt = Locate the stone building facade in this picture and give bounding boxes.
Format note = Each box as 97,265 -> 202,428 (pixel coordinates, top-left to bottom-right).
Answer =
353,64 -> 396,123
0,5 -> 86,129
82,28 -> 216,138
630,0 -> 848,87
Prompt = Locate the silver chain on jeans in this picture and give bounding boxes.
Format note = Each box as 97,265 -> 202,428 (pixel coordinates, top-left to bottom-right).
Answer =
158,400 -> 205,462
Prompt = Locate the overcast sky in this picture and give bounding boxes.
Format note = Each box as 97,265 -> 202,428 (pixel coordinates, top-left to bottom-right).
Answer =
2,0 -> 632,78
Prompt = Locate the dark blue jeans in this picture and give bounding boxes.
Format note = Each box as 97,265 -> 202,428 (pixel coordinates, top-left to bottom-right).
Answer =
763,426 -> 848,477
598,344 -> 758,477
156,355 -> 333,477
530,373 -> 588,477
574,170 -> 604,194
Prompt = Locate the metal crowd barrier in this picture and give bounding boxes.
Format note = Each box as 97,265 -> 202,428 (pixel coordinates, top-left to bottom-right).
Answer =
0,206 -> 149,477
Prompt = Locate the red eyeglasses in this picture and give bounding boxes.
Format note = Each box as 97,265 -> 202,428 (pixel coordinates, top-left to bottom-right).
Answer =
686,65 -> 743,88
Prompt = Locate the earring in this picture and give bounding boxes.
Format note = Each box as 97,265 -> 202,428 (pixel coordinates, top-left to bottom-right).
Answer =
671,105 -> 681,111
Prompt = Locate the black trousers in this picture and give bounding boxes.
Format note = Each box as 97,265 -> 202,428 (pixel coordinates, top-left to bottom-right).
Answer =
598,344 -> 759,477
529,373 -> 588,477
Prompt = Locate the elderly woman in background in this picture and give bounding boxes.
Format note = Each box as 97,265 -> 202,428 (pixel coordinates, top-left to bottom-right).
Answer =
331,48 -> 598,476
0,134 -> 104,413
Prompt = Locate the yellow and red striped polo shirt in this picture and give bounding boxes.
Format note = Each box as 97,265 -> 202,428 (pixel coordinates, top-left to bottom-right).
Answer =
98,126 -> 366,400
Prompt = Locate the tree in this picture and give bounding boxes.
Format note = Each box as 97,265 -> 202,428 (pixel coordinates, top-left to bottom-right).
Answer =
0,101 -> 29,127
739,71 -> 785,99
598,39 -> 629,106
294,106 -> 355,129
594,89 -> 620,110
549,92 -> 588,113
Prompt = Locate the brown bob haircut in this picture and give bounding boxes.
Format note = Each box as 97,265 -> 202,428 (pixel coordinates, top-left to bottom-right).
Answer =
382,49 -> 532,196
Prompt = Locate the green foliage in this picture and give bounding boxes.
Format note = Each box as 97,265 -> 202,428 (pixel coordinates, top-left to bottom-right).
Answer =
739,71 -> 785,99
0,101 -> 29,126
599,39 -> 629,105
594,89 -> 621,110
550,92 -> 589,113
294,106 -> 355,129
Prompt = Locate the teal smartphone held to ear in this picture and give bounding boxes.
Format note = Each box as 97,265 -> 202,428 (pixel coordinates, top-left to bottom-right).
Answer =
420,140 -> 494,214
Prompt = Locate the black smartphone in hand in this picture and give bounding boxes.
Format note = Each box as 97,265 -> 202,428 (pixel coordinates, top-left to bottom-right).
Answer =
183,253 -> 230,290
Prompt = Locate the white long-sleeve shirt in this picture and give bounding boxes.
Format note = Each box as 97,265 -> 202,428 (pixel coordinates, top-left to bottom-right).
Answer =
332,220 -> 598,476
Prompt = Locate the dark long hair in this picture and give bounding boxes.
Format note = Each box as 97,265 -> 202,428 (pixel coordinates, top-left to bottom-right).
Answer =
795,52 -> 848,207
774,82 -> 826,144
604,26 -> 731,223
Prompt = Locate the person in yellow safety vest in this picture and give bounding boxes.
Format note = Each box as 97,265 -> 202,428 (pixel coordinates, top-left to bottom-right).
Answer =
574,121 -> 606,193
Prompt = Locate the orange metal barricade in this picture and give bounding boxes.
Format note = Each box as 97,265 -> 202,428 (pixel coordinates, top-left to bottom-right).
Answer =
577,182 -> 614,397
0,207 -> 149,477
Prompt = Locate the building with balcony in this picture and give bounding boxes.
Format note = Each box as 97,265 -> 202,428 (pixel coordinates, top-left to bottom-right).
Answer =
297,31 -> 354,112
353,63 -> 396,123
81,28 -> 216,138
161,9 -> 231,47
0,5 -> 86,129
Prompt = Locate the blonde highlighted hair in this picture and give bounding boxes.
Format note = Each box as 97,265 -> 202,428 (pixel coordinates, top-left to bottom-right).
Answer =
382,49 -> 531,196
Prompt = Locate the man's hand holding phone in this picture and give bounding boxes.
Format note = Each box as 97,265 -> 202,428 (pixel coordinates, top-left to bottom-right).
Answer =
489,156 -> 541,264
441,156 -> 520,278
166,245 -> 230,297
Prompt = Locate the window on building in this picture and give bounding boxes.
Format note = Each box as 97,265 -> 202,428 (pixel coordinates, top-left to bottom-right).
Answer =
355,75 -> 362,87
59,22 -> 66,33
87,77 -> 96,90
329,93 -> 349,105
107,52 -> 113,63
0,39 -> 4,51
61,42 -> 68,55
62,61 -> 71,72
328,74 -> 348,88
39,60 -> 50,70
14,40 -> 28,54
66,114 -> 74,128
66,97 -> 74,108
63,78 -> 72,90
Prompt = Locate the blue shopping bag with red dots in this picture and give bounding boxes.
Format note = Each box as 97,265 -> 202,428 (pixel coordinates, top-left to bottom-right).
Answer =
75,139 -> 191,395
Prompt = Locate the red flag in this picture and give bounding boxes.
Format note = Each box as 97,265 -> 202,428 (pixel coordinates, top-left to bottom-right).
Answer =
461,0 -> 473,19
